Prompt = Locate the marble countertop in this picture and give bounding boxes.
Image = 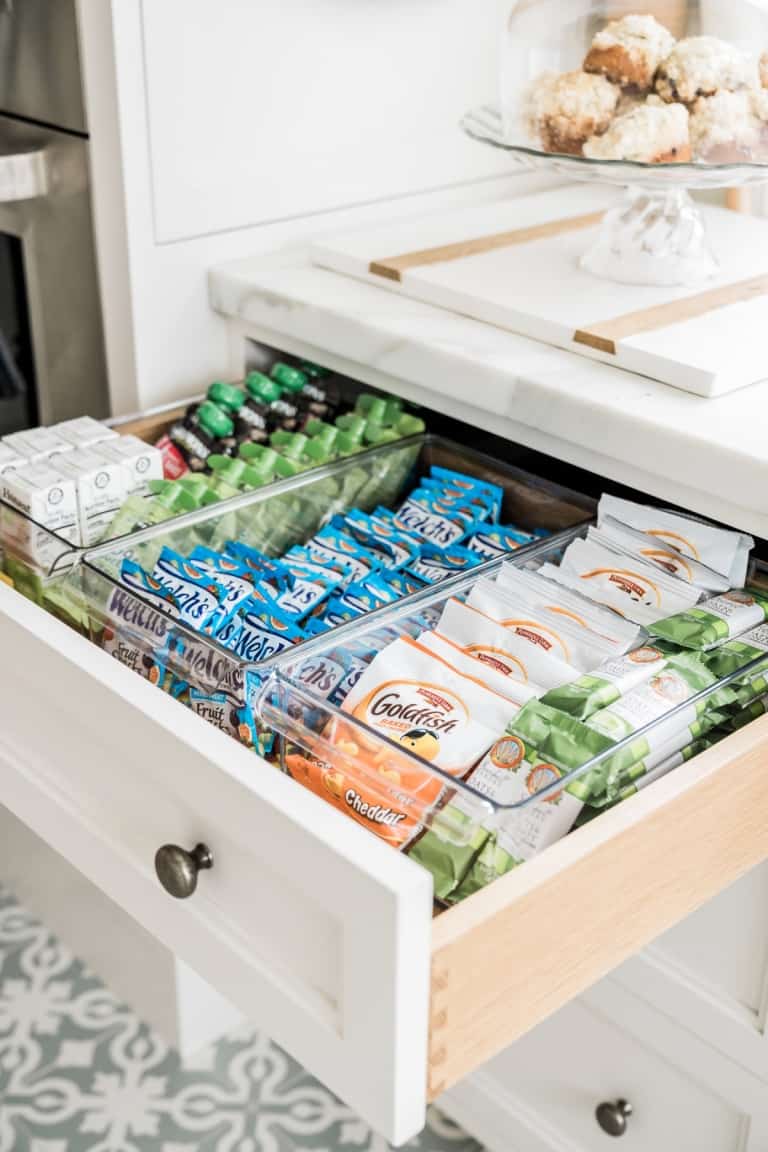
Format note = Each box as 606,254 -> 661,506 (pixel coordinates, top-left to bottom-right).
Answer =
209,247 -> 768,539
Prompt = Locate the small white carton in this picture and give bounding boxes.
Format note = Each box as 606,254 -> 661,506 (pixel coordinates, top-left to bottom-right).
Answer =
54,415 -> 118,449
0,444 -> 26,499
2,463 -> 81,562
52,449 -> 127,546
2,427 -> 74,463
95,434 -> 163,495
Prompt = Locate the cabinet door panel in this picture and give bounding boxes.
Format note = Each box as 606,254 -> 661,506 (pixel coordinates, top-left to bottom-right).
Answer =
141,0 -> 511,242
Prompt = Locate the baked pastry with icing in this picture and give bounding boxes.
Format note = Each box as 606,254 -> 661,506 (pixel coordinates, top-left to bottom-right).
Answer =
583,98 -> 691,162
527,70 -> 620,155
655,36 -> 759,104
584,14 -> 676,91
690,88 -> 768,161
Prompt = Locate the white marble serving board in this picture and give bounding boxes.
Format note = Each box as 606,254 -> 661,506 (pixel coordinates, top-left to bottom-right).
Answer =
310,186 -> 768,398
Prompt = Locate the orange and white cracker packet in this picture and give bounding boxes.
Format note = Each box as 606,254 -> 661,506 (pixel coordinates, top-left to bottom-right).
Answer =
284,635 -> 520,849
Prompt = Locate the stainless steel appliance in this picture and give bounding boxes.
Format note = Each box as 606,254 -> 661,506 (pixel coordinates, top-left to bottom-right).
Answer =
0,0 -> 109,435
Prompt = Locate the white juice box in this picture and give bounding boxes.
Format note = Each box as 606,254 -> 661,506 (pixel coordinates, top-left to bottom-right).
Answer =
2,463 -> 81,561
95,434 -> 163,495
53,416 -> 118,449
2,427 -> 74,463
52,449 -> 127,546
0,444 -> 26,499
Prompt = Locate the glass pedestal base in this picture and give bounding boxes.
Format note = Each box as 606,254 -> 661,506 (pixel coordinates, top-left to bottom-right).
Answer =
579,188 -> 719,287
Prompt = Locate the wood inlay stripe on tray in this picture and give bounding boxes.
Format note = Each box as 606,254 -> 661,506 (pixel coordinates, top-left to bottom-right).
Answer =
574,273 -> 768,356
369,211 -> 605,282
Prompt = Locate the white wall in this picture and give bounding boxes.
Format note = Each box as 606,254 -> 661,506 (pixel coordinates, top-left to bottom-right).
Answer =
78,0 -> 548,415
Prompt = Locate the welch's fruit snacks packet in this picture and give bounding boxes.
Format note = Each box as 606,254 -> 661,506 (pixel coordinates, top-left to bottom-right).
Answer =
598,494 -> 754,587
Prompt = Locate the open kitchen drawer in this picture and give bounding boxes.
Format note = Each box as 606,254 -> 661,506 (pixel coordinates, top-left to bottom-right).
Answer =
3,576 -> 768,1144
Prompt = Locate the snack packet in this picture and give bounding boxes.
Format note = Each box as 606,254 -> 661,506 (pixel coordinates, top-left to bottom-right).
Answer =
342,509 -> 422,569
467,576 -> 621,672
220,601 -> 305,662
649,588 -> 768,651
497,564 -> 641,652
598,494 -> 754,586
540,645 -> 669,721
395,491 -> 482,547
438,597 -> 581,689
598,515 -> 730,594
407,542 -> 482,585
467,525 -> 536,561
417,629 -> 541,708
541,536 -> 701,625
150,548 -> 232,634
429,466 -> 504,521
304,528 -> 381,583
584,652 -> 720,752
119,559 -> 183,620
285,635 -> 520,851
411,709 -> 605,900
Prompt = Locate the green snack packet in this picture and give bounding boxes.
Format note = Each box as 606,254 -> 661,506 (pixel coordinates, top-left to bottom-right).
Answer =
649,588 -> 768,651
701,623 -> 768,678
541,645 -> 669,721
721,696 -> 768,732
409,817 -> 491,903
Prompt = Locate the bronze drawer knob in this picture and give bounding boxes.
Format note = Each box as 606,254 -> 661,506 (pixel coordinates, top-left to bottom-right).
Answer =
596,1099 -> 633,1137
154,842 -> 213,899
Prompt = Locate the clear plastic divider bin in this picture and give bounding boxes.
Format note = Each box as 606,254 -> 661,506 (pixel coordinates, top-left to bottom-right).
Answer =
262,536 -> 768,851
81,435 -> 595,744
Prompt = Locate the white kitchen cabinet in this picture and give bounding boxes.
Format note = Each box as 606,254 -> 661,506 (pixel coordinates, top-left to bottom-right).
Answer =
142,0 -> 511,243
76,0 -> 536,414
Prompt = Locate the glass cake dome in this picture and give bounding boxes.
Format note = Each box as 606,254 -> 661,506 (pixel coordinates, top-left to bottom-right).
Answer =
463,0 -> 768,284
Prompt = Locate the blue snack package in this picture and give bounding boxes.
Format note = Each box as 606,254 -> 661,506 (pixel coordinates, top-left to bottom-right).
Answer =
188,546 -> 258,617
341,509 -> 423,569
329,575 -> 397,616
283,545 -> 357,585
304,528 -> 381,583
151,547 -> 235,635
223,541 -> 294,592
420,478 -> 497,523
407,542 -> 483,584
395,492 -> 482,546
276,563 -> 342,619
292,647 -> 369,707
429,466 -> 504,521
320,596 -> 364,628
377,568 -> 428,597
303,615 -> 334,637
188,670 -> 272,756
467,524 -> 537,561
220,599 -> 306,663
119,559 -> 183,620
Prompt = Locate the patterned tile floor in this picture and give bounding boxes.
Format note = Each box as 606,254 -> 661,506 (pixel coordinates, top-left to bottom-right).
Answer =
0,885 -> 482,1152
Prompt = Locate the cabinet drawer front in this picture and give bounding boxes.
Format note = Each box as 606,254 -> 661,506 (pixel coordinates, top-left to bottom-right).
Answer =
451,998 -> 747,1152
429,719 -> 768,1099
0,585 -> 433,1145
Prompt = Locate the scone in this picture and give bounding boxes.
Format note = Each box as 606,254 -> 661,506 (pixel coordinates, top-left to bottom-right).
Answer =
527,71 -> 620,155
690,89 -> 768,161
583,100 -> 691,162
584,14 -> 676,92
655,36 -> 759,104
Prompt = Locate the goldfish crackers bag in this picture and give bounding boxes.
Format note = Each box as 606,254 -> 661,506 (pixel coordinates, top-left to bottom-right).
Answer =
285,635 -> 520,850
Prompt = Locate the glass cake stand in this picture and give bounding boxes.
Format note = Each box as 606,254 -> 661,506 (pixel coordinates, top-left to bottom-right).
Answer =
463,0 -> 768,286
